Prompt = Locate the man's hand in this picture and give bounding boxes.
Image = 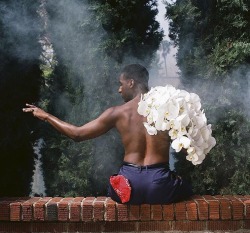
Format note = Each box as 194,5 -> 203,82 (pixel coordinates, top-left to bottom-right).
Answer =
22,103 -> 49,121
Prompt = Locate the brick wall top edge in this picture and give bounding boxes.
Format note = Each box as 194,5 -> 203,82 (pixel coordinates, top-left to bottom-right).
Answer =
0,195 -> 249,222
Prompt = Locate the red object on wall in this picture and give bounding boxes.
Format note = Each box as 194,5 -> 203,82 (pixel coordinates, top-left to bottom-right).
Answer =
110,175 -> 131,203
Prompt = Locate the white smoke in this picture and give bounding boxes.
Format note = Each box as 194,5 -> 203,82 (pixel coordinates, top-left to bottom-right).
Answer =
30,138 -> 46,197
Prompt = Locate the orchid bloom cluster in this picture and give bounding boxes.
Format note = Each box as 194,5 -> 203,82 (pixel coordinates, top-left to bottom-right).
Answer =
137,85 -> 216,165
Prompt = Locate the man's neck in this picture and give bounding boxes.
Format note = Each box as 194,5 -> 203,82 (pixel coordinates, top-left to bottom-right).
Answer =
133,87 -> 148,98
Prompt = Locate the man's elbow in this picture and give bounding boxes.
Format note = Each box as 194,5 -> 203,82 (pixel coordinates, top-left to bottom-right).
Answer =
71,129 -> 92,142
69,128 -> 85,142
71,132 -> 86,142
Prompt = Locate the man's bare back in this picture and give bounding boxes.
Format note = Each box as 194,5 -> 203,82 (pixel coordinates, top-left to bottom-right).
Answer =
114,96 -> 170,166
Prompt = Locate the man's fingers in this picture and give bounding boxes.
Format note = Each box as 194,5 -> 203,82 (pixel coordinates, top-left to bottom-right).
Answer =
23,108 -> 34,112
26,103 -> 36,108
23,103 -> 38,113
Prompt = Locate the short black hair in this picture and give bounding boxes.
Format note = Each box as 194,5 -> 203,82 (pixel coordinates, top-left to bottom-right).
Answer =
121,64 -> 149,88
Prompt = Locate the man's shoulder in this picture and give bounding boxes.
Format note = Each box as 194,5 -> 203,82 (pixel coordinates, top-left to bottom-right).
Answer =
104,98 -> 138,118
106,104 -> 126,115
104,102 -> 132,120
101,104 -> 121,116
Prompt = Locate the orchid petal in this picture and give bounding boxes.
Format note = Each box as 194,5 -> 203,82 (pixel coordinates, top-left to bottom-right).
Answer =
143,122 -> 157,135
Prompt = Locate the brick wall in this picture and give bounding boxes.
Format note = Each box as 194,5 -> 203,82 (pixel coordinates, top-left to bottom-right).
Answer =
0,195 -> 250,232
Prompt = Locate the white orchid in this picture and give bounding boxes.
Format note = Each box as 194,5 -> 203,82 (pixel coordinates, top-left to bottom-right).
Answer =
138,100 -> 150,117
192,113 -> 206,129
200,125 -> 211,141
143,122 -> 157,135
176,114 -> 190,127
186,153 -> 205,165
176,97 -> 190,114
204,136 -> 216,154
155,115 -> 170,131
146,107 -> 158,125
164,100 -> 180,120
172,136 -> 191,152
169,128 -> 178,140
188,93 -> 202,112
137,85 -> 216,165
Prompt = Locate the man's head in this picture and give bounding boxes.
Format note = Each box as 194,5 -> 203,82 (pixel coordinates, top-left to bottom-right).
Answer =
118,64 -> 149,102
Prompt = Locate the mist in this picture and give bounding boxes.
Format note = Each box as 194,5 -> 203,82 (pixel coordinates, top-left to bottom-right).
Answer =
42,0 -> 164,194
0,1 -> 42,62
30,139 -> 46,197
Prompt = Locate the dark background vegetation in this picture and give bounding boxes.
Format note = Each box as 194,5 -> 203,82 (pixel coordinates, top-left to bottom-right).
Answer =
0,0 -> 249,197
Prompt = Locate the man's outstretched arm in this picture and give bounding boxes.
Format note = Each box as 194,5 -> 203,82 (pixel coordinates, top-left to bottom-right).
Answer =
23,104 -> 117,141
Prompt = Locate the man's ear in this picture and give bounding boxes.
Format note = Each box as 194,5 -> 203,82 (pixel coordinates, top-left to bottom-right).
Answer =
129,79 -> 135,88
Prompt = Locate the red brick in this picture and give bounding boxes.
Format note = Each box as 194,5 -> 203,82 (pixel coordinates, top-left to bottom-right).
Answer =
22,197 -> 41,221
0,198 -> 19,221
224,195 -> 237,201
207,220 -> 242,231
244,219 -> 250,229
214,195 -> 225,199
69,222 -> 103,232
69,197 -> 84,222
84,197 -> 96,201
191,195 -> 204,200
186,200 -> 198,220
74,197 -> 85,202
116,203 -> 128,221
105,198 -> 116,221
10,202 -> 21,221
68,222 -> 102,232
96,196 -> 107,202
208,200 -> 220,220
32,222 -> 68,232
244,200 -> 250,219
129,205 -> 140,221
58,197 -> 74,221
162,203 -> 174,220
93,198 -> 105,221
234,195 -> 245,199
0,195 -> 249,232
196,199 -> 209,220
10,198 -> 29,221
104,221 -> 136,232
203,195 -> 216,201
150,205 -> 162,220
174,202 -> 186,220
173,220 -> 207,231
82,197 -> 94,222
46,197 -> 62,221
138,221 -> 170,231
231,199 -> 244,220
140,204 -> 150,221
0,222 -> 31,232
220,199 -> 232,220
235,196 -> 248,203
33,197 -> 51,221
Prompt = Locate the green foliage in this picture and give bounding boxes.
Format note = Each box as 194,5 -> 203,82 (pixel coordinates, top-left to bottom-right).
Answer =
93,0 -> 163,63
208,41 -> 250,75
182,110 -> 250,195
166,0 -> 250,194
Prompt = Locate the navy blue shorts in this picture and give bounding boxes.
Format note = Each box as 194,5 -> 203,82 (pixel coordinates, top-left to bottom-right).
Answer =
108,162 -> 193,204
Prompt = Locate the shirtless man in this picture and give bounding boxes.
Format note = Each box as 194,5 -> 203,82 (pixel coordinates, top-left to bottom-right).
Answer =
23,64 -> 193,204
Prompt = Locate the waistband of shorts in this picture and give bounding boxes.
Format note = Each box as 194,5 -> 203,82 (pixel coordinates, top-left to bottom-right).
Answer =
122,161 -> 169,169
